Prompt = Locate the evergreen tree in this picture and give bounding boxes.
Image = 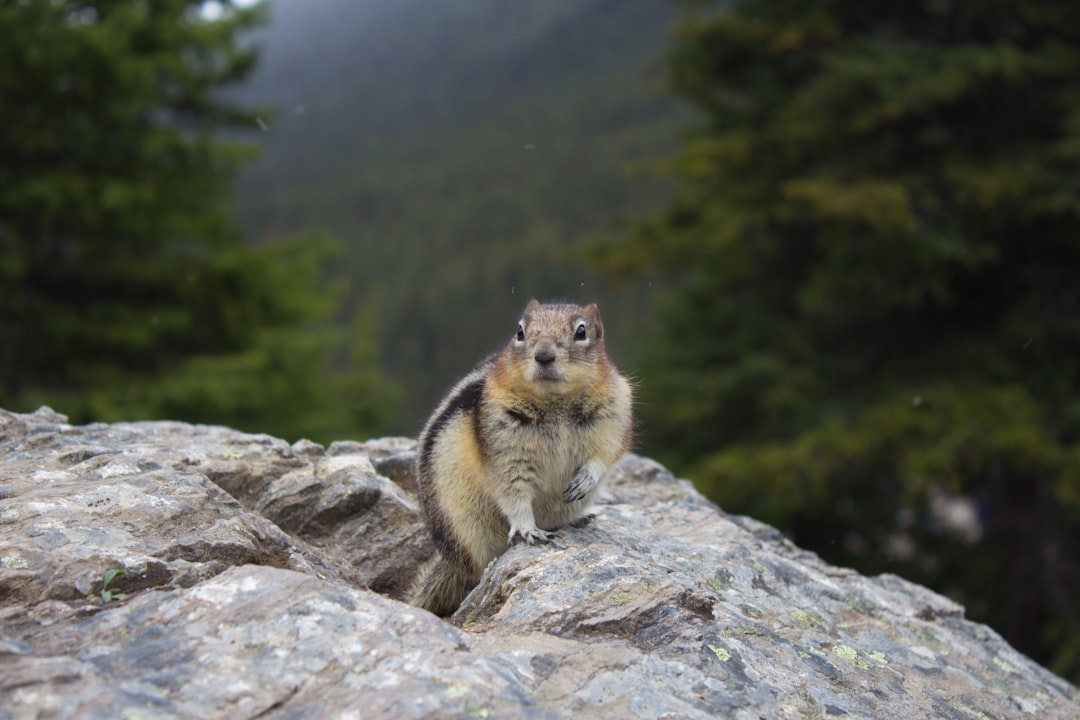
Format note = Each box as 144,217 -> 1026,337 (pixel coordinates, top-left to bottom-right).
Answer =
606,0 -> 1080,680
0,0 -> 396,441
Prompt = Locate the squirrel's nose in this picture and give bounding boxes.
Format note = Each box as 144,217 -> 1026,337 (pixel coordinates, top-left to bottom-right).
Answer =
534,346 -> 556,366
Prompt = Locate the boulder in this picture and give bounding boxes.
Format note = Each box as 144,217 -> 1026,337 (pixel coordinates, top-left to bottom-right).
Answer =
1,406 -> 1077,718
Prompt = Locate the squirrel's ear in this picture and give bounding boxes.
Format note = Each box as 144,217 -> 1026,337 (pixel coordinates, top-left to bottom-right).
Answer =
583,303 -> 603,338
524,299 -> 542,313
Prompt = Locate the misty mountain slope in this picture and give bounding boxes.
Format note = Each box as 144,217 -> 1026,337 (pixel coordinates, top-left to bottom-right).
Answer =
233,0 -> 686,430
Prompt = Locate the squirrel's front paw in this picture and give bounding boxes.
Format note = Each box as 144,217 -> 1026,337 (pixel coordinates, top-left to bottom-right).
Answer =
508,526 -> 556,546
565,461 -> 602,503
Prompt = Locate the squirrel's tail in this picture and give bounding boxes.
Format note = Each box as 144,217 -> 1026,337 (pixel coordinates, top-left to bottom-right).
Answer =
407,553 -> 480,617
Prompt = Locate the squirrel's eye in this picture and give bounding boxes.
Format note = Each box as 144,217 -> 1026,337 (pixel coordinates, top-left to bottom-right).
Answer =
516,323 -> 525,342
574,323 -> 587,341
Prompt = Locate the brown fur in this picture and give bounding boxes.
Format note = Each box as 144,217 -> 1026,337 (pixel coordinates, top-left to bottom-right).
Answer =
408,300 -> 633,615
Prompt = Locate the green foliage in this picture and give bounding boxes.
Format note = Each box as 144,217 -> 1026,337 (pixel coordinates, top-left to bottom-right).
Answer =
605,0 -> 1080,681
336,299 -> 402,437
0,1 -> 397,441
100,568 -> 126,602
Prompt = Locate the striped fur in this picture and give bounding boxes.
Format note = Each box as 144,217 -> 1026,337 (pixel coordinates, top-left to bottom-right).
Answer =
408,300 -> 633,615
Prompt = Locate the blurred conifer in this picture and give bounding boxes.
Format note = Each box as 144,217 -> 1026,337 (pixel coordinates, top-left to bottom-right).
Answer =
0,0 -> 396,441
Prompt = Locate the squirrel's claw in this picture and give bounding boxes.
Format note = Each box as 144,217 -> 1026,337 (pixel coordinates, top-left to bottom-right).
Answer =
508,527 -> 556,546
567,513 -> 596,529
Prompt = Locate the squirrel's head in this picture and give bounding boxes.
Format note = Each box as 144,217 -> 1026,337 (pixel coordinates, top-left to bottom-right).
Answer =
508,299 -> 608,392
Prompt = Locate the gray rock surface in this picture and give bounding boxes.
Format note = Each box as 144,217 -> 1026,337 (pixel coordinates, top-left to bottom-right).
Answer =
1,406 -> 1077,719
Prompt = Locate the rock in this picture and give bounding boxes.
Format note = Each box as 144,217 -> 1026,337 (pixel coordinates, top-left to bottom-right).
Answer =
3,564 -> 543,719
1,406 -> 1077,719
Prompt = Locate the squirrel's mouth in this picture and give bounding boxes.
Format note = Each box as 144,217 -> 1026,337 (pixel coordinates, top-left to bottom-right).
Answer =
531,365 -> 566,383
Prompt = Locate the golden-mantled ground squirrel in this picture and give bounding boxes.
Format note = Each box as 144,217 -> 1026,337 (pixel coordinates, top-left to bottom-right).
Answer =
408,300 -> 633,616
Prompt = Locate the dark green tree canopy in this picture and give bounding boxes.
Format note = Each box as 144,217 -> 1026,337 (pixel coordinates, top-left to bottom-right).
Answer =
608,0 -> 1080,681
0,0 -> 396,440
1,0 -> 264,394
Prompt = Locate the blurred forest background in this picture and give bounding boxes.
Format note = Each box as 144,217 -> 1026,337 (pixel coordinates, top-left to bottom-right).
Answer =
2,0 -> 1078,685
